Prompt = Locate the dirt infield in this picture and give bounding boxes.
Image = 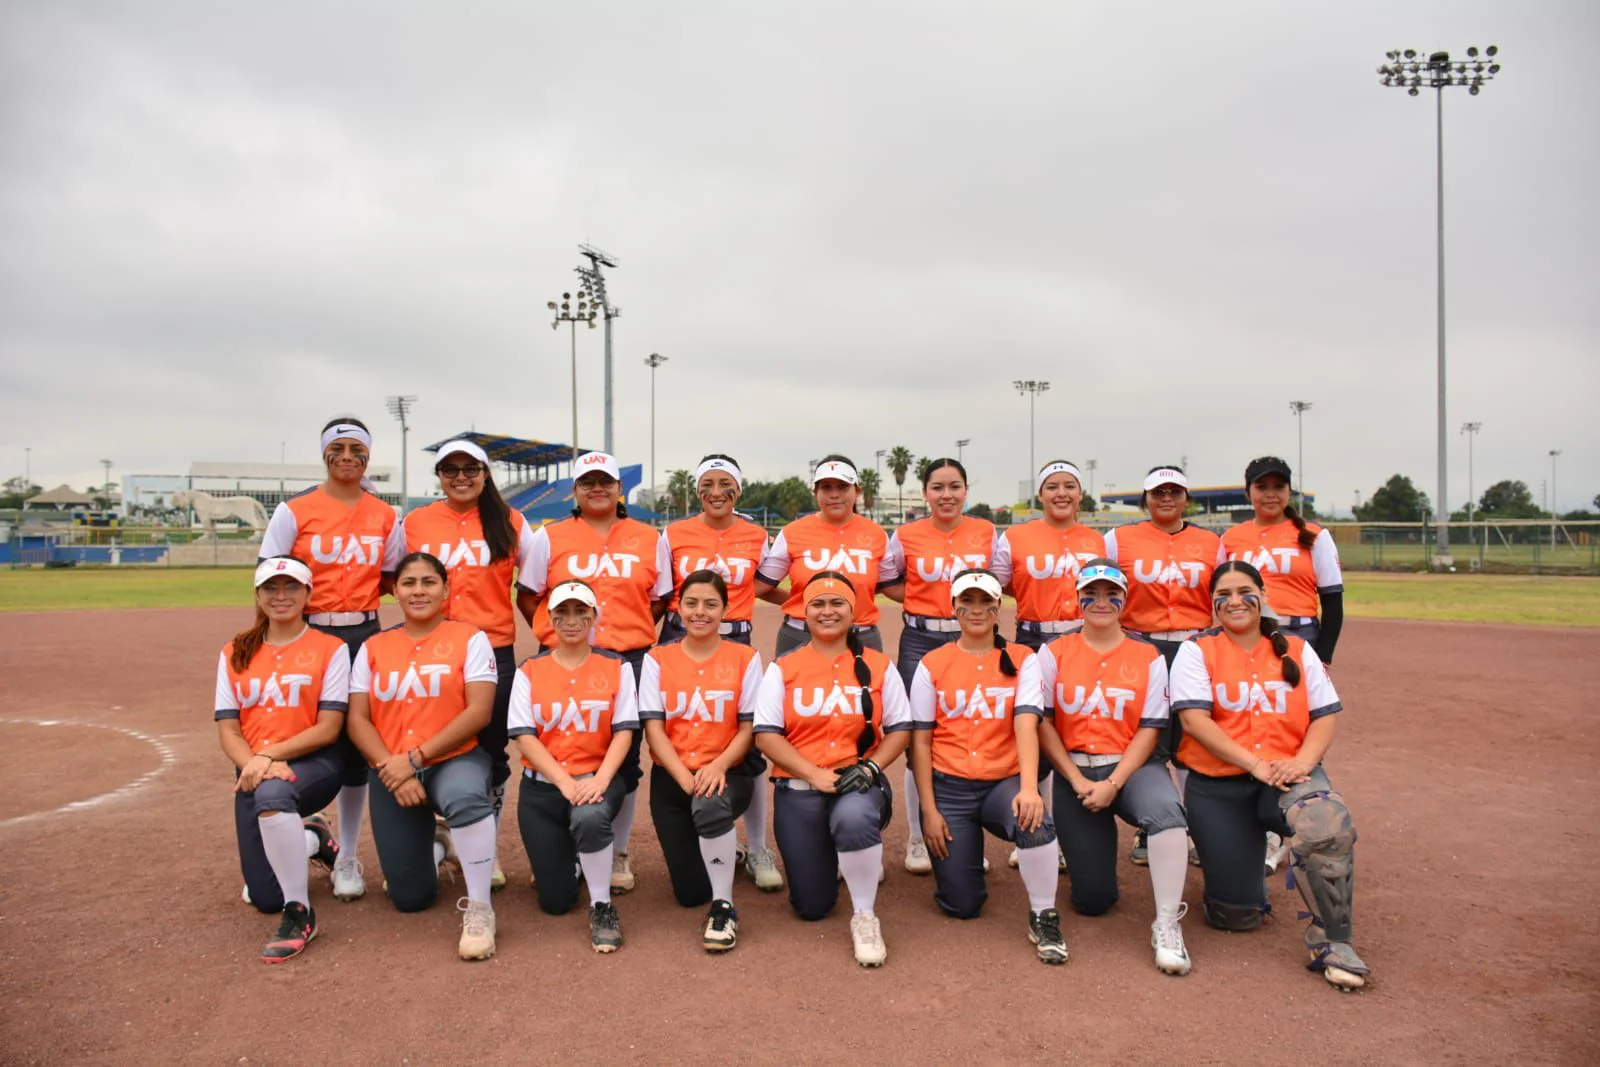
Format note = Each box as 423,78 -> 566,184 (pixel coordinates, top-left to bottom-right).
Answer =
2,604 -> 1597,1065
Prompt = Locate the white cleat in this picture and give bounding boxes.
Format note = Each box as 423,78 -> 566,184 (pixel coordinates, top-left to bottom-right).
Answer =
611,851 -> 636,894
1152,904 -> 1192,976
457,898 -> 496,961
904,838 -> 932,875
1264,831 -> 1289,874
850,912 -> 887,967
1007,847 -> 1020,869
331,856 -> 366,901
743,846 -> 785,892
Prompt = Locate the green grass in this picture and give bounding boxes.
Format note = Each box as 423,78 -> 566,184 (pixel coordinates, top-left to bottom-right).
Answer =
2,566 -> 1596,627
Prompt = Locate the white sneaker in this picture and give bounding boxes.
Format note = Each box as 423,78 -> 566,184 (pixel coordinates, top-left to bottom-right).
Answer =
457,898 -> 496,961
904,838 -> 932,875
331,856 -> 366,901
744,846 -> 784,892
240,883 -> 252,905
611,852 -> 636,894
850,912 -> 887,967
1264,831 -> 1289,874
1152,904 -> 1191,976
1058,843 -> 1068,872
1007,847 -> 1020,869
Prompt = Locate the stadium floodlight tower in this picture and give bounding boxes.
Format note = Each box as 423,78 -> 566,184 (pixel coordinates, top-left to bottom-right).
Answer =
549,286 -> 600,465
1013,380 -> 1050,503
1289,401 -> 1313,512
956,439 -> 971,463
644,353 -> 668,510
1377,44 -> 1500,557
574,245 -> 622,454
1460,421 -> 1482,531
385,395 -> 417,514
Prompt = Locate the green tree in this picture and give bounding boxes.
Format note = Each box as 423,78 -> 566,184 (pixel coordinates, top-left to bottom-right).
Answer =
1081,493 -> 1098,514
994,507 -> 1013,526
666,469 -> 694,516
966,502 -> 994,521
858,469 -> 881,513
914,456 -> 934,486
0,476 -> 41,509
1477,479 -> 1544,519
1355,475 -> 1431,522
769,476 -> 813,519
887,446 -> 913,523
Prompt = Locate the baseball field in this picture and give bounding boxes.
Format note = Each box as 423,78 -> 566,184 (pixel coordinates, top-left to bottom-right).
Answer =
2,570 -> 1597,1063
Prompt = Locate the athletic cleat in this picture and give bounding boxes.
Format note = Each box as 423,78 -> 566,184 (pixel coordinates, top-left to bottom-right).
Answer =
850,912 -> 887,967
1129,830 -> 1149,866
610,852 -> 636,894
434,815 -> 458,869
457,898 -> 496,961
590,901 -> 624,953
904,838 -> 932,875
1058,844 -> 1068,872
304,813 -> 339,870
1152,904 -> 1192,976
241,883 -> 252,905
983,856 -> 991,873
262,902 -> 317,963
1188,837 -> 1201,867
702,899 -> 739,952
490,865 -> 506,892
331,856 -> 366,901
1007,848 -> 1020,869
743,846 -> 784,892
1264,831 -> 1289,874
1028,908 -> 1069,965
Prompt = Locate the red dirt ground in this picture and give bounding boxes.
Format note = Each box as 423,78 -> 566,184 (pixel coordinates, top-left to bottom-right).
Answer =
1,604 -> 1597,1065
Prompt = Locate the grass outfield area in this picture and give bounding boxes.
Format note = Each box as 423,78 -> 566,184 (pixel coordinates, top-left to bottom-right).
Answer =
0,567 -> 1596,626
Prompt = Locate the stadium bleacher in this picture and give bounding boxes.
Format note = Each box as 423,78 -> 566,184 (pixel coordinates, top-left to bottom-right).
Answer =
424,432 -> 643,523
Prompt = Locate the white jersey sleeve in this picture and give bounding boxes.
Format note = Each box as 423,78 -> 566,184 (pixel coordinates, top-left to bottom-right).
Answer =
319,645 -> 352,710
214,651 -> 238,718
611,660 -> 640,730
1139,653 -> 1170,729
757,530 -> 791,584
738,652 -> 764,723
514,514 -> 539,582
1310,529 -> 1344,593
752,662 -> 786,733
879,665 -> 913,733
635,652 -> 665,720
348,641 -> 374,695
258,503 -> 298,560
1013,650 -> 1044,716
1168,641 -> 1212,711
651,534 -> 674,599
381,517 -> 406,573
464,631 -> 498,684
1102,528 -> 1120,563
518,526 -> 552,594
507,668 -> 535,737
989,530 -> 1014,587
882,530 -> 906,584
1300,643 -> 1343,718
1035,646 -> 1058,716
908,662 -> 936,727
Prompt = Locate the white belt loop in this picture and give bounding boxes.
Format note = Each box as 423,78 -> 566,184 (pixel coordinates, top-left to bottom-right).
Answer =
307,611 -> 376,627
1283,616 -> 1318,628
783,616 -> 808,631
1070,752 -> 1123,769
1022,619 -> 1079,635
906,614 -> 961,633
1146,629 -> 1199,642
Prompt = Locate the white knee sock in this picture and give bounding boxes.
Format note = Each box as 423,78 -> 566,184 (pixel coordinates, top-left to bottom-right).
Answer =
260,812 -> 310,908
1016,843 -> 1059,913
303,828 -> 319,859
743,769 -> 770,851
449,815 -> 497,904
903,767 -> 923,839
335,783 -> 367,857
837,845 -> 884,915
700,829 -> 738,902
579,845 -> 614,906
613,791 -> 637,855
1147,827 -> 1189,921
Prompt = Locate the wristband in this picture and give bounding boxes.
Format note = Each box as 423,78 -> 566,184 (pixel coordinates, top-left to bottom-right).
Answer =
408,749 -> 425,771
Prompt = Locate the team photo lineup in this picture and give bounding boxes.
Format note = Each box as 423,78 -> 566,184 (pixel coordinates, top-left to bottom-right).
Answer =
222,414 -> 1364,989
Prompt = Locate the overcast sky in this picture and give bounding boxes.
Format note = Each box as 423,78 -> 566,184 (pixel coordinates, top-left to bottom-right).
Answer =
2,0 -> 1595,516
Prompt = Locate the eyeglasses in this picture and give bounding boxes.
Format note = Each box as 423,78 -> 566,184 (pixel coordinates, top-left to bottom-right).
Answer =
437,465 -> 485,479
1147,486 -> 1185,498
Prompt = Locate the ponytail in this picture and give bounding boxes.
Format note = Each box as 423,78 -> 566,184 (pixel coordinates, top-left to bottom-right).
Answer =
229,609 -> 271,674
846,630 -> 877,757
1260,615 -> 1303,689
992,626 -> 1018,678
1283,504 -> 1316,551
476,473 -> 516,563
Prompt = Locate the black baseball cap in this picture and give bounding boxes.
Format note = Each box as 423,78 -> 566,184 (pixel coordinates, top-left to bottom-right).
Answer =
1244,456 -> 1293,485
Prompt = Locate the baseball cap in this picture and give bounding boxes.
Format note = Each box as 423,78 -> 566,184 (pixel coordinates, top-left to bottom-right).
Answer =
811,460 -> 859,488
1142,468 -> 1189,492
547,580 -> 598,611
1075,562 -> 1128,593
434,439 -> 490,469
254,557 -> 313,589
1244,456 -> 1293,485
950,570 -> 1003,603
574,451 -> 621,482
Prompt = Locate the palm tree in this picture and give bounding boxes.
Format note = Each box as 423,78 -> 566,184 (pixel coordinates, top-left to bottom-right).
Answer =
914,456 -> 933,485
666,468 -> 694,517
887,446 -> 913,525
859,469 -> 881,516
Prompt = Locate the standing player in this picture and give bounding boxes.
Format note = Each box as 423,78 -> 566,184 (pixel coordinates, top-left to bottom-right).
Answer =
259,416 -> 404,902
215,557 -> 347,962
639,570 -> 766,952
345,552 -> 500,961
754,455 -> 896,658
660,453 -> 781,893
518,451 -> 671,895
991,460 -> 1106,651
754,573 -> 913,967
907,569 -> 1067,965
508,580 -> 639,954
879,458 -> 997,875
1035,560 -> 1193,976
398,439 -> 538,890
1173,561 -> 1370,990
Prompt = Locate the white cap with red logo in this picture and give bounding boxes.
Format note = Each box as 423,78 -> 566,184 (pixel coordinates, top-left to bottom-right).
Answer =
254,557 -> 313,589
574,451 -> 621,482
548,580 -> 599,611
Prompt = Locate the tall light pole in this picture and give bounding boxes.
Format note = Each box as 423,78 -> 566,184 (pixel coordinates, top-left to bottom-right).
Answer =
24,446 -> 30,490
1289,401 -> 1313,512
1013,380 -> 1050,502
576,245 -> 621,454
955,439 -> 970,463
1549,449 -> 1561,546
1460,422 -> 1482,531
100,458 -> 112,510
1379,44 -> 1500,557
644,353 -> 668,510
385,395 -> 417,514
548,287 -> 599,464
1086,459 -> 1098,500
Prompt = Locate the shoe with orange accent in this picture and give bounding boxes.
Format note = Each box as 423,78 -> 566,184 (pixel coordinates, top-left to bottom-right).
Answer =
262,902 -> 317,963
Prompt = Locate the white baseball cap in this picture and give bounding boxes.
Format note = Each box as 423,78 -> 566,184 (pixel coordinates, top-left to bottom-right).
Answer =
1142,468 -> 1189,492
434,439 -> 491,469
573,451 -> 621,482
811,460 -> 859,488
950,570 -> 1003,603
254,557 -> 313,589
547,580 -> 598,611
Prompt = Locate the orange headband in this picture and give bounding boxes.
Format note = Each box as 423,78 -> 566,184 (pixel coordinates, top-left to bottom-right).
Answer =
805,576 -> 857,612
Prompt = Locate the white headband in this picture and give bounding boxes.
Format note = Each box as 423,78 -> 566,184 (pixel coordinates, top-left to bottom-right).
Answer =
695,458 -> 742,490
812,460 -> 859,488
1142,468 -> 1189,492
321,423 -> 373,453
950,570 -> 1003,603
254,557 -> 313,589
1036,461 -> 1083,496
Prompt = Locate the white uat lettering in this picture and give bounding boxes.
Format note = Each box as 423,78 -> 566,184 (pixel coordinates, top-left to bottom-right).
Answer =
420,540 -> 490,569
234,673 -> 314,709
790,685 -> 865,717
937,687 -> 1015,719
1055,682 -> 1137,721
1023,551 -> 1098,581
663,689 -> 735,723
1213,681 -> 1291,714
1232,547 -> 1299,574
914,554 -> 989,583
567,552 -> 641,579
677,554 -> 751,584
528,698 -> 610,733
1131,559 -> 1206,586
371,664 -> 450,701
799,547 -> 872,574
309,534 -> 385,566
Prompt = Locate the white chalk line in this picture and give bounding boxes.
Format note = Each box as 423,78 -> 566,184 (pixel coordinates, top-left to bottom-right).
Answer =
0,717 -> 178,828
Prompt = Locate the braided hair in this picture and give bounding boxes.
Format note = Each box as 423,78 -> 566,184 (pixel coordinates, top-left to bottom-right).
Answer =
807,570 -> 877,755
1210,560 -> 1302,688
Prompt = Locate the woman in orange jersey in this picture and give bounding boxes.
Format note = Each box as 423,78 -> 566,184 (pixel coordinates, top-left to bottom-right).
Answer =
879,457 -> 997,875
215,557 -> 345,963
1172,561 -> 1369,990
1035,560 -> 1193,976
754,455 -> 896,659
640,570 -> 767,952
507,580 -> 639,954
399,438 -> 539,890
346,552 -> 500,961
519,451 -> 671,895
753,572 -> 912,968
907,569 -> 1067,965
259,416 -> 405,902
661,453 -> 782,893
991,460 -> 1106,652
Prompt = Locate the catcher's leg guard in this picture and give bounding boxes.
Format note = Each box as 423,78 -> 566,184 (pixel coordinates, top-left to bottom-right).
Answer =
1284,790 -> 1357,944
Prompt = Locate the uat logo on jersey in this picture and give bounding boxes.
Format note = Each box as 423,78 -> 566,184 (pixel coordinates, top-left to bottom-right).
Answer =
371,664 -> 452,701
1232,547 -> 1300,574
790,685 -> 866,717
1214,681 -> 1292,715
310,534 -> 386,566
528,698 -> 612,732
1023,552 -> 1098,581
800,547 -> 872,574
566,552 -> 641,579
421,540 -> 490,569
235,673 -> 314,708
1131,559 -> 1206,587
914,554 -> 989,583
937,687 -> 1015,719
678,553 -> 752,584
662,688 -> 736,723
1056,683 -> 1137,721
